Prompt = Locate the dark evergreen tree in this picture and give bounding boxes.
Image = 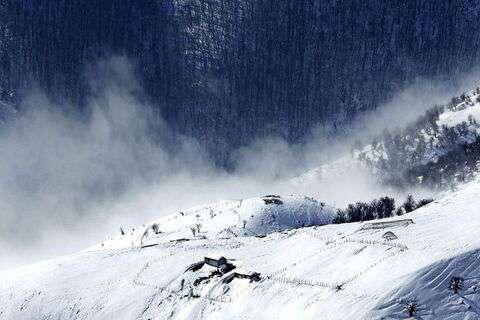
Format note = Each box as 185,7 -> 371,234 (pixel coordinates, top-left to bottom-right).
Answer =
332,209 -> 347,224
403,195 -> 417,213
376,197 -> 396,219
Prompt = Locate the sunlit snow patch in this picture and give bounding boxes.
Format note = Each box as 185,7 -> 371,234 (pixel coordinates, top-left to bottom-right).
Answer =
90,195 -> 336,251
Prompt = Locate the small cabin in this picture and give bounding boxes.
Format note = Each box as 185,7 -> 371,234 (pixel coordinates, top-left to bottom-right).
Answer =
382,231 -> 398,241
222,270 -> 261,284
236,271 -> 261,282
204,255 -> 227,268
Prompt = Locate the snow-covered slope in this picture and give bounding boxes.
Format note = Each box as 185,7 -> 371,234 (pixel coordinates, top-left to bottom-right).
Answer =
289,89 -> 480,193
346,88 -> 480,190
2,184 -> 480,319
89,195 -> 335,251
438,100 -> 480,129
289,156 -> 362,186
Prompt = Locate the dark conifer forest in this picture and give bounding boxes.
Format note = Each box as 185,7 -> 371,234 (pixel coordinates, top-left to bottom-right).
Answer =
2,1 -> 480,164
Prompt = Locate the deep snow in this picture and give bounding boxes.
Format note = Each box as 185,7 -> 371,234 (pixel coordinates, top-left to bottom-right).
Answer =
87,195 -> 336,251
1,183 -> 480,319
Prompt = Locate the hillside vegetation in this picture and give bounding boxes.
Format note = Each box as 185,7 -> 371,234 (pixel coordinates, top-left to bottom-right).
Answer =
355,88 -> 480,191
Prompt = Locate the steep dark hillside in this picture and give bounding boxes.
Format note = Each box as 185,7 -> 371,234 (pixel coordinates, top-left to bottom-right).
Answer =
2,1 -> 480,164
355,89 -> 480,191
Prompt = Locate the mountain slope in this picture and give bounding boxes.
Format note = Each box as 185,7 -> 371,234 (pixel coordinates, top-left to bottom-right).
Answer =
355,88 -> 480,191
287,87 -> 480,195
89,195 -> 335,251
4,1 -> 480,163
2,181 -> 480,319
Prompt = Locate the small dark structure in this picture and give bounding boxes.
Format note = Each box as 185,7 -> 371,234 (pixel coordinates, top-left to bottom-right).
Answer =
140,243 -> 159,249
263,198 -> 283,205
170,238 -> 191,243
204,255 -> 228,268
406,303 -> 416,317
382,231 -> 398,241
185,261 -> 205,273
236,271 -> 261,282
193,270 -> 222,286
222,270 -> 261,284
151,223 -> 161,234
264,195 -> 281,198
362,219 -> 414,230
450,276 -> 463,294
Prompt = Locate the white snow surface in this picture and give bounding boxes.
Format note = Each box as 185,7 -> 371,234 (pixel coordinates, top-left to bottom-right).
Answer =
438,91 -> 480,129
2,185 -> 480,319
87,195 -> 335,251
438,103 -> 480,129
289,156 -> 363,186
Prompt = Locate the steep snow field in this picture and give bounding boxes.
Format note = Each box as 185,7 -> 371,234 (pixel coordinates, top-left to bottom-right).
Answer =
1,185 -> 480,319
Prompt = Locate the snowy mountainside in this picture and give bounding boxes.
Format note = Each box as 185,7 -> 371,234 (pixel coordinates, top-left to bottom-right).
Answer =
294,87 -> 480,191
361,90 -> 480,166
289,156 -> 361,186
437,94 -> 480,128
354,88 -> 480,190
89,195 -> 336,251
2,183 -> 480,319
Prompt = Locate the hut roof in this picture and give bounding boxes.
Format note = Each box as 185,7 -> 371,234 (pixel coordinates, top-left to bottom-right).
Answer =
362,219 -> 414,230
382,231 -> 398,240
204,253 -> 226,261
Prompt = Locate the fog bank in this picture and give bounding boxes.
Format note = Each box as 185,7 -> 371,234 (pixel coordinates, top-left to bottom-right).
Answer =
1,58 -> 477,269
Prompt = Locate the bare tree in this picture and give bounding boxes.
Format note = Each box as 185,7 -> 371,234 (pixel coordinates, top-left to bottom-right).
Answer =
190,227 -> 197,237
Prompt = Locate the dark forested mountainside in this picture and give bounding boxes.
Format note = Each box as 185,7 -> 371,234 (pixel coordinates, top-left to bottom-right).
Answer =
355,89 -> 480,191
2,1 -> 480,164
